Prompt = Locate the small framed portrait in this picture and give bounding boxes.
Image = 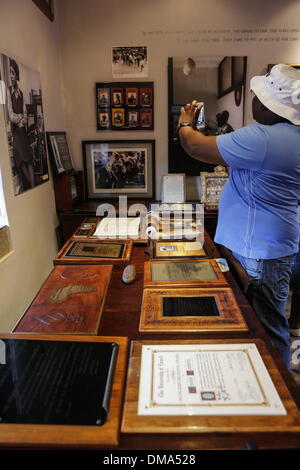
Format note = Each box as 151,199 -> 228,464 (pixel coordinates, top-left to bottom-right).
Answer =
127,110 -> 139,128
98,110 -> 110,128
126,88 -> 138,106
140,87 -> 152,107
98,88 -> 110,107
112,108 -> 125,127
111,88 -> 124,106
140,109 -> 153,128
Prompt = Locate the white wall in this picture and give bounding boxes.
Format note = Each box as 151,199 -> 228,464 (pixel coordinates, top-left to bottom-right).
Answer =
57,0 -> 300,200
0,0 -> 65,331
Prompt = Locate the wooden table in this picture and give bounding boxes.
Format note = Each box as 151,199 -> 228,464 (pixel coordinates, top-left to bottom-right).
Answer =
13,236 -> 300,449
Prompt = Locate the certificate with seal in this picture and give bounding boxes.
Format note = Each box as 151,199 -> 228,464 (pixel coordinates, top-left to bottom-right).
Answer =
138,343 -> 286,416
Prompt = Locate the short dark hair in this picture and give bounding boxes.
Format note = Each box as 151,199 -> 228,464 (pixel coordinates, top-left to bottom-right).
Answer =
9,59 -> 20,81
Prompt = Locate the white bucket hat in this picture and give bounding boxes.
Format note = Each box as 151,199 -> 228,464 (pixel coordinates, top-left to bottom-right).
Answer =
250,64 -> 300,125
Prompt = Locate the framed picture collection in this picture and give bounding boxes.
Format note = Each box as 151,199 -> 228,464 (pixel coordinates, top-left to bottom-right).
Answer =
96,82 -> 154,131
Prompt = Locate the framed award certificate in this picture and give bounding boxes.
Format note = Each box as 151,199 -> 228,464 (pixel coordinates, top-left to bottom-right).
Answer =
122,339 -> 300,434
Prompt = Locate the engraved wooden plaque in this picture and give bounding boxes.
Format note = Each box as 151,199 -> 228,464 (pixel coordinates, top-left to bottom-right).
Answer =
144,259 -> 228,288
139,287 -> 248,333
0,333 -> 128,448
122,339 -> 300,434
54,238 -> 133,268
14,265 -> 113,334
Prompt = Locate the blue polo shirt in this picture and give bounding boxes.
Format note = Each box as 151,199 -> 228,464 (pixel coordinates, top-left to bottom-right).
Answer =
215,123 -> 300,259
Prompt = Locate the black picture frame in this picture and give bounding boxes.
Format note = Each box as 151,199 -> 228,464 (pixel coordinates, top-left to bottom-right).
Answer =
95,82 -> 154,131
46,131 -> 74,176
82,139 -> 155,199
32,0 -> 54,21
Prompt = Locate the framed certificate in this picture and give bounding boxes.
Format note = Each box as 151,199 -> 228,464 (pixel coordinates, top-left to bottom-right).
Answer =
122,339 -> 300,434
139,287 -> 249,333
54,238 -> 133,268
144,259 -> 228,288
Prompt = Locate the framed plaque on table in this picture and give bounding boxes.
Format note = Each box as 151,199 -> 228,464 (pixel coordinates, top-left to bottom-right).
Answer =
149,240 -> 212,260
144,259 -> 228,288
139,287 -> 248,333
122,339 -> 300,435
54,238 -> 133,268
0,333 -> 128,448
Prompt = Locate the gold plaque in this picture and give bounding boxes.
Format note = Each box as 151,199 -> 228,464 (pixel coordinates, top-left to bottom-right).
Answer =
154,241 -> 207,259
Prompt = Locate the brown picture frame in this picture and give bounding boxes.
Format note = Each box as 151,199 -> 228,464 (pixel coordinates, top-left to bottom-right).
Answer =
139,287 -> 249,333
54,238 -> 133,268
122,338 -> 300,435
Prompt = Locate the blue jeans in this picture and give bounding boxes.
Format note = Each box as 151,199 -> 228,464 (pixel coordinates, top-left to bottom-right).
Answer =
232,251 -> 294,368
290,246 -> 300,294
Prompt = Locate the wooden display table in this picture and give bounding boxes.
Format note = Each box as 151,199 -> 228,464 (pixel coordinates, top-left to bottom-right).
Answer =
11,229 -> 300,449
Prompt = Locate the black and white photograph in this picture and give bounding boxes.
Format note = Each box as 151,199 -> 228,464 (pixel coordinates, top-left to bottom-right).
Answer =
83,140 -> 155,199
0,52 -> 49,195
112,46 -> 148,78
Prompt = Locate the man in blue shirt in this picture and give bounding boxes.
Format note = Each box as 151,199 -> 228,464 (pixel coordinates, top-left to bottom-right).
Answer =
178,64 -> 300,368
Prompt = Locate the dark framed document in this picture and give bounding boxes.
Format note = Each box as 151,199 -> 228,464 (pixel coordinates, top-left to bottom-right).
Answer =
144,259 -> 228,288
0,333 -> 128,448
122,339 -> 300,435
14,265 -> 113,334
139,287 -> 249,333
54,238 -> 133,268
46,131 -> 74,175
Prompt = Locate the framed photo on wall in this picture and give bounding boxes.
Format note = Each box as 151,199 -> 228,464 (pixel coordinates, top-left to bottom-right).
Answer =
95,82 -> 154,131
0,52 -> 49,195
82,140 -> 155,199
46,131 -> 74,175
